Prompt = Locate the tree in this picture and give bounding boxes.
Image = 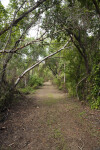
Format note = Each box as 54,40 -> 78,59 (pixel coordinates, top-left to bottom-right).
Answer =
41,0 -> 100,108
0,0 -> 100,110
0,0 -> 64,110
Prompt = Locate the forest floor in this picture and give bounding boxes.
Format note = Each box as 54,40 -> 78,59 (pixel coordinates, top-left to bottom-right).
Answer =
0,81 -> 100,150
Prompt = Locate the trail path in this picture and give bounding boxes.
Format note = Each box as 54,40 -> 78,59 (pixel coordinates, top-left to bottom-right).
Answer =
0,82 -> 100,150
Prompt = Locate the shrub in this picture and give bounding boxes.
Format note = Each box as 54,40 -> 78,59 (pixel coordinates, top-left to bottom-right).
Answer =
19,86 -> 35,94
88,64 -> 100,109
28,74 -> 44,88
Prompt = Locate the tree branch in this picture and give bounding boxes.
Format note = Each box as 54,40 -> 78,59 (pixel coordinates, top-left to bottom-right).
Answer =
14,40 -> 70,87
0,9 -> 46,82
0,32 -> 47,53
2,1 -> 26,52
92,0 -> 100,16
70,34 -> 85,58
76,75 -> 88,100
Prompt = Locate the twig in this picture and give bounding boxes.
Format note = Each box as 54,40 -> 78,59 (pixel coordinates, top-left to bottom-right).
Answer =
76,75 -> 88,100
8,143 -> 14,147
78,139 -> 84,150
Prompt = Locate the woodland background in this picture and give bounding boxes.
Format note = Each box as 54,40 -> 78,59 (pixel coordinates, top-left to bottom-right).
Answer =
0,0 -> 100,111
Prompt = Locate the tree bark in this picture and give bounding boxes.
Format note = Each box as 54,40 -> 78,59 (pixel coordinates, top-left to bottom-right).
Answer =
69,32 -> 90,74
92,0 -> 100,16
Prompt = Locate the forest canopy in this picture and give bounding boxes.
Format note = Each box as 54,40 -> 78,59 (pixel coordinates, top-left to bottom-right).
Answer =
0,0 -> 100,110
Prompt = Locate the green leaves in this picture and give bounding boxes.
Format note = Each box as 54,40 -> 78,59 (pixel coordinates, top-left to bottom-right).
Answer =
87,64 -> 100,109
77,0 -> 94,9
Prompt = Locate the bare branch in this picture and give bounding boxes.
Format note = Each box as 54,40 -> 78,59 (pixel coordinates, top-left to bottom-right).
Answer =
76,75 -> 88,100
14,40 -> 70,87
78,139 -> 84,150
0,28 -> 67,54
0,32 -> 47,54
0,28 -> 68,54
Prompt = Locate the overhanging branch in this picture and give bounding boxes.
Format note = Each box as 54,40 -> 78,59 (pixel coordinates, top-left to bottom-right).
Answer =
14,40 -> 70,87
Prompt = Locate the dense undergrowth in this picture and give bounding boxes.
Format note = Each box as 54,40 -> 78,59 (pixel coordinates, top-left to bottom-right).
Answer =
19,74 -> 44,94
53,76 -> 100,109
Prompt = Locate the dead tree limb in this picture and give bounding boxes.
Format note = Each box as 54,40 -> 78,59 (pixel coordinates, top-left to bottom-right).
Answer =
14,40 -> 70,87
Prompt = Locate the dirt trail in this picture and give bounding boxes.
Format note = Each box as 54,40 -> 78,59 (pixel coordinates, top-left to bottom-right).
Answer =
0,81 -> 100,150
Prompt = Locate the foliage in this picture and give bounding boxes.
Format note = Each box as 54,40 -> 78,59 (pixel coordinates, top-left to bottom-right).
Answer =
19,73 -> 44,95
88,64 -> 100,109
0,83 -> 16,112
28,74 -> 44,88
19,86 -> 36,94
41,0 -> 100,108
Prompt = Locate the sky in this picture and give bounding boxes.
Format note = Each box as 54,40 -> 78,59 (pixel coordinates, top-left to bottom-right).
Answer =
0,0 -> 9,7
0,0 -> 40,38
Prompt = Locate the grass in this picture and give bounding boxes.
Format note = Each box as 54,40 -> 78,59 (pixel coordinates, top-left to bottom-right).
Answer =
52,128 -> 68,150
79,111 -> 86,117
0,147 -> 12,150
41,94 -> 65,106
53,128 -> 62,139
42,98 -> 62,106
46,112 -> 68,150
47,118 -> 55,126
19,86 -> 36,94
